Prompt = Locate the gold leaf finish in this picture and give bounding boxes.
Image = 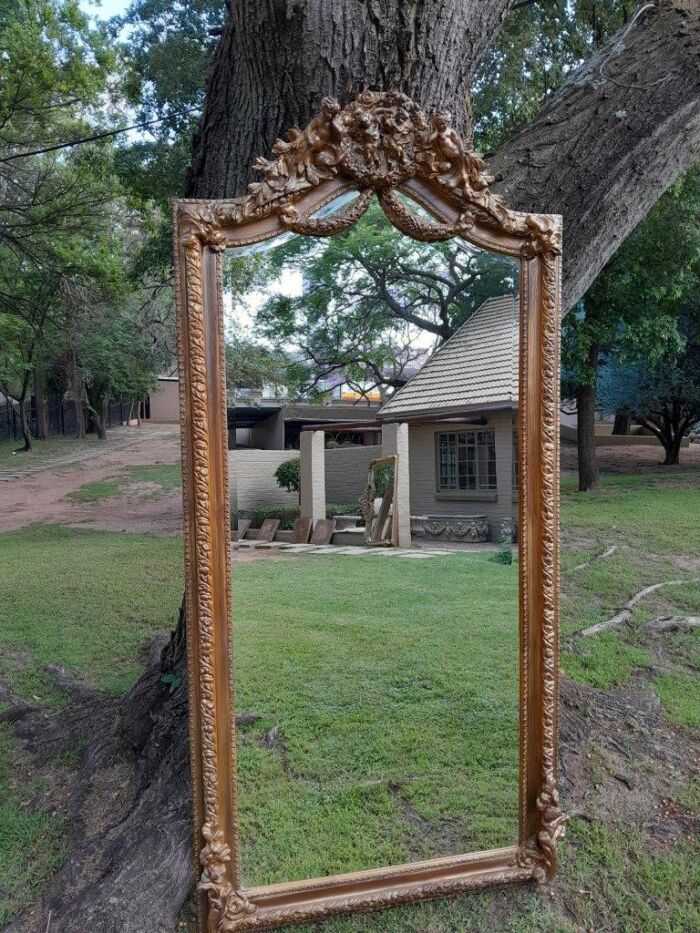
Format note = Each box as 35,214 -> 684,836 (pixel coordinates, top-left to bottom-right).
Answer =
173,90 -> 563,932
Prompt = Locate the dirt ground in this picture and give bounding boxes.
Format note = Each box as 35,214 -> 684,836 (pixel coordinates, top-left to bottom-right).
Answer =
561,439 -> 700,476
0,424 -> 183,535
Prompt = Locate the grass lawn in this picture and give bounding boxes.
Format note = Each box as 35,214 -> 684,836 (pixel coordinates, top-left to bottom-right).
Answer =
234,554 -> 519,886
0,435 -> 106,472
0,466 -> 699,930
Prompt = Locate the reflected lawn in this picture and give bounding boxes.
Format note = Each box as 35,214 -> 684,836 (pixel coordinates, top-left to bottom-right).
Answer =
233,552 -> 519,887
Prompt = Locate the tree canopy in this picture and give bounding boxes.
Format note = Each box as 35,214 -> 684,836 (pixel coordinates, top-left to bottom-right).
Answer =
250,202 -> 517,398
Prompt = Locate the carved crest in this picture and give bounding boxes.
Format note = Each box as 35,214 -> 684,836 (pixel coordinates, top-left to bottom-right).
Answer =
180,90 -> 561,256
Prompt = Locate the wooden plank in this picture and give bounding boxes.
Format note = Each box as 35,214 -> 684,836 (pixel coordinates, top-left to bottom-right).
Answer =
258,518 -> 280,542
310,518 -> 336,545
290,517 -> 312,543
232,518 -> 251,542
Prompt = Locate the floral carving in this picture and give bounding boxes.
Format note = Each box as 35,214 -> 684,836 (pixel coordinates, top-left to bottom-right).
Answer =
199,824 -> 256,931
177,90 -> 562,254
412,515 -> 489,543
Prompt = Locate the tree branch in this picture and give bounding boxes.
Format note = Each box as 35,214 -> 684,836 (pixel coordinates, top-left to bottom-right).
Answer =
488,0 -> 700,311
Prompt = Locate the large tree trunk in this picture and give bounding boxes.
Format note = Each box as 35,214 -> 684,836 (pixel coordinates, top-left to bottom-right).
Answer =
576,345 -> 601,492
8,3 -> 700,932
87,395 -> 109,441
662,436 -> 683,465
186,0 -> 512,199
33,366 -> 48,440
15,392 -> 32,452
612,407 -> 631,436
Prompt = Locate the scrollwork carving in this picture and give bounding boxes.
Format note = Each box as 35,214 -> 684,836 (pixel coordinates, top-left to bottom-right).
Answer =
176,90 -> 562,255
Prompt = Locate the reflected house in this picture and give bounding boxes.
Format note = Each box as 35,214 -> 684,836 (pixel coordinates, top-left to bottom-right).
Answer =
228,393 -> 381,450
300,295 -> 518,546
377,294 -> 518,545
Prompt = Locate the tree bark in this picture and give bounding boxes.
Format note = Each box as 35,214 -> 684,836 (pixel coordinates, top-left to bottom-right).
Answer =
33,366 -> 48,440
576,345 -> 601,492
73,387 -> 85,439
15,393 -> 32,452
662,437 -> 682,465
188,1 -> 700,314
87,395 -> 109,441
612,407 -> 631,436
186,0 -> 512,199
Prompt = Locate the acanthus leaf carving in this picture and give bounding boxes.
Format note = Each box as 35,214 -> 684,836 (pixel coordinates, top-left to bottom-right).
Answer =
177,91 -> 562,255
199,823 -> 256,931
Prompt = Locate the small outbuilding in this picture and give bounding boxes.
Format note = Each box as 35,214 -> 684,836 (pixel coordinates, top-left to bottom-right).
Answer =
300,295 -> 519,546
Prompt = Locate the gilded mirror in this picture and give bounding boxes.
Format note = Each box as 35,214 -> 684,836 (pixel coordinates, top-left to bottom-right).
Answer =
174,91 -> 563,933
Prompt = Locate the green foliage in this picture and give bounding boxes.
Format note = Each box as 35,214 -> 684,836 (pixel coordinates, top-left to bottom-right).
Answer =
225,337 -> 297,394
372,461 -> 394,497
0,1 -> 174,447
254,202 -> 517,396
562,166 -> 700,397
474,2 -> 628,152
598,311 -> 700,457
274,458 -> 301,494
490,537 -> 514,566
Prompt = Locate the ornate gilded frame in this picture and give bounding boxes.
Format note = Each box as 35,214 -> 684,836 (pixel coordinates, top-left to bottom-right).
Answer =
173,91 -> 564,933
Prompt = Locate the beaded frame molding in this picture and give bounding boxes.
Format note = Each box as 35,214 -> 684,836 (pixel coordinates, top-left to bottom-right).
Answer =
173,90 -> 564,933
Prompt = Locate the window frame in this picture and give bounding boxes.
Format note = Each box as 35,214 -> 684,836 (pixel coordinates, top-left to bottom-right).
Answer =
434,427 -> 498,500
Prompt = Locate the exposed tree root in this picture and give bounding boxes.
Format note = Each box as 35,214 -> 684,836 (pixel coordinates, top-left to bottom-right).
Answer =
4,609 -> 193,933
2,601 -> 266,933
645,615 -> 700,633
572,545 -> 617,572
579,578 -> 700,637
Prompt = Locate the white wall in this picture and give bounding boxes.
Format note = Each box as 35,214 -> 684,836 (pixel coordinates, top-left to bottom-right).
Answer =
230,450 -> 299,511
147,379 -> 180,423
229,445 -> 381,512
407,411 -> 515,541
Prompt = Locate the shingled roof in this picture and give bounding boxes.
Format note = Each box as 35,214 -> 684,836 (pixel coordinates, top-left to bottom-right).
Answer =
378,294 -> 518,420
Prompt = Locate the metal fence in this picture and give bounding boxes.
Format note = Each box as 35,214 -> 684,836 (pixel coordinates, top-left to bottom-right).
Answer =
0,395 -> 134,443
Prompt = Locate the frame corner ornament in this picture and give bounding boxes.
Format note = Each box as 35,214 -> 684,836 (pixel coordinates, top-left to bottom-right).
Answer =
199,823 -> 256,931
173,89 -> 563,932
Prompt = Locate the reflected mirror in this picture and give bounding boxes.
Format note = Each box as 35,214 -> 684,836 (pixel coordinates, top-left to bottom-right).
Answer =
360,455 -> 397,546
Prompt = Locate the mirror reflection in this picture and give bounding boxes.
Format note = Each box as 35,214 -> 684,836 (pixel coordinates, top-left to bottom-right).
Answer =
226,196 -> 520,888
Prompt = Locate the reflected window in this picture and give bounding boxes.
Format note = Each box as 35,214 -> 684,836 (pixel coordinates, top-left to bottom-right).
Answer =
437,430 -> 497,491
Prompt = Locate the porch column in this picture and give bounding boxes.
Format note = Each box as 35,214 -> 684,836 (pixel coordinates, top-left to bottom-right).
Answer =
381,422 -> 411,548
300,430 -> 326,525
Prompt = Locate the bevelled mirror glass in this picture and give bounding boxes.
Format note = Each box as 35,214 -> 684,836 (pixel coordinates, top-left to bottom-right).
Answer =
174,90 -> 562,933
224,203 -> 521,889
